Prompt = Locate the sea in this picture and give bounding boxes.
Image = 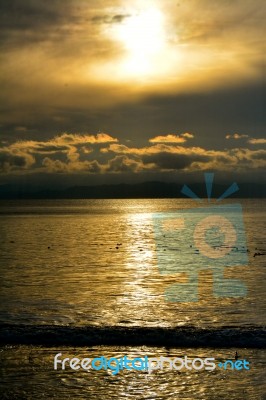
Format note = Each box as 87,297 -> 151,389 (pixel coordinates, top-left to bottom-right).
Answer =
0,198 -> 265,399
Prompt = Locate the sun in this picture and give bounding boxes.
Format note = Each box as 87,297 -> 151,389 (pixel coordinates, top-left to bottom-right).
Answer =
114,8 -> 166,77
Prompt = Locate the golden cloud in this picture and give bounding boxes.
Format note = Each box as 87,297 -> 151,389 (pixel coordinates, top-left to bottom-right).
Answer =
225,133 -> 249,140
149,133 -> 194,143
248,138 -> 266,145
1,132 -> 266,174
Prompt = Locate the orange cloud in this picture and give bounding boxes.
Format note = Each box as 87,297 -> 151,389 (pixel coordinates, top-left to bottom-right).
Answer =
248,138 -> 266,144
181,132 -> 194,139
1,131 -> 266,175
225,133 -> 249,140
102,143 -> 208,157
149,133 -> 194,144
54,132 -> 118,145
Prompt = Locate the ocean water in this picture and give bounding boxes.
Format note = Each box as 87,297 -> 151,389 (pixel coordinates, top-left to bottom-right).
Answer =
0,199 -> 265,399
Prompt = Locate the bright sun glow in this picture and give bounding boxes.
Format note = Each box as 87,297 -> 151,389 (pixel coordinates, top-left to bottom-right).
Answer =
85,3 -> 254,93
115,8 -> 166,76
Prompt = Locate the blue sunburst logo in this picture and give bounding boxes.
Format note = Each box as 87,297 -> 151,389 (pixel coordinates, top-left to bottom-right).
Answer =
153,173 -> 248,302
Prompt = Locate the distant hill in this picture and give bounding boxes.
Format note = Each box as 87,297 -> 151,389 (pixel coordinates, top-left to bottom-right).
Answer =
0,181 -> 265,199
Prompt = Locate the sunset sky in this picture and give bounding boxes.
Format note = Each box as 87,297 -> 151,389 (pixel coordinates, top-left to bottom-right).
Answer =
0,0 -> 265,188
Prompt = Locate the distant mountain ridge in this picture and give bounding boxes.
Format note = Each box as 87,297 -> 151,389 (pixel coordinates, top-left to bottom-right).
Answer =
0,181 -> 265,199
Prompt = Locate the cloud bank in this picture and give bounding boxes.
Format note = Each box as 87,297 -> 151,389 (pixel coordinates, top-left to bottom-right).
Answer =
1,132 -> 265,175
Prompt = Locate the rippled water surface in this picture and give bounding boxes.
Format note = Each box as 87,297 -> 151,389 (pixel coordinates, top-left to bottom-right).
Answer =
0,199 -> 265,327
0,199 -> 265,399
1,346 -> 266,400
